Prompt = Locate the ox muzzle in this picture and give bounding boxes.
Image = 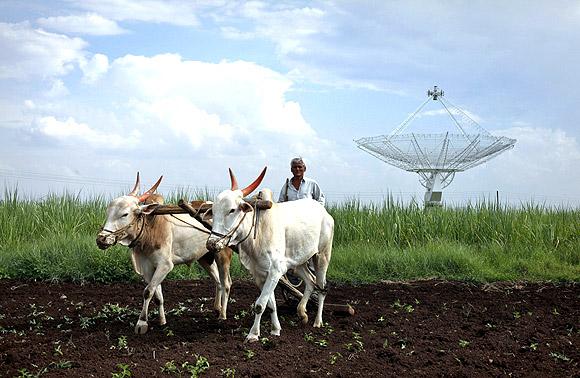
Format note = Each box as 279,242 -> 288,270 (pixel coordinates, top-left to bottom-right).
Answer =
206,235 -> 227,254
96,232 -> 117,250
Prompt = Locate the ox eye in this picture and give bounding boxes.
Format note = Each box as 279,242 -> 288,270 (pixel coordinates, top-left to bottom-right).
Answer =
228,209 -> 235,214
121,213 -> 129,218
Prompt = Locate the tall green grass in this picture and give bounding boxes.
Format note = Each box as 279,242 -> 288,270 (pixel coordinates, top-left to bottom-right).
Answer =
0,190 -> 578,283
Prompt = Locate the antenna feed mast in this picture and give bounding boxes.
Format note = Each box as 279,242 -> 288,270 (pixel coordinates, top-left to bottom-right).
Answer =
427,85 -> 444,100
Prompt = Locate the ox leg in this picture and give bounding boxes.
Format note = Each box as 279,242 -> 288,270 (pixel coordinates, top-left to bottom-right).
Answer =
268,292 -> 281,336
247,263 -> 285,343
198,257 -> 225,319
216,248 -> 233,320
155,285 -> 166,326
312,254 -> 330,328
135,262 -> 173,335
294,265 -> 315,325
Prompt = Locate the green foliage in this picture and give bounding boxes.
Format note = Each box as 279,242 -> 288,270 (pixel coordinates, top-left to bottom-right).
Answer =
0,190 -> 578,282
111,363 -> 132,378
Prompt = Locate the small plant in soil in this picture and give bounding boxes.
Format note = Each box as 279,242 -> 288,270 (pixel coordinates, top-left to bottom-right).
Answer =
259,337 -> 274,349
315,339 -> 329,348
51,360 -> 73,369
549,352 -> 571,363
459,339 -> 470,348
168,303 -> 188,316
221,367 -> 236,377
322,322 -> 334,336
111,363 -> 132,378
329,352 -> 343,365
181,355 -> 210,378
234,309 -> 249,320
392,299 -> 414,314
244,349 -> 255,360
53,343 -> 63,356
161,360 -> 179,374
110,335 -> 134,355
344,332 -> 364,352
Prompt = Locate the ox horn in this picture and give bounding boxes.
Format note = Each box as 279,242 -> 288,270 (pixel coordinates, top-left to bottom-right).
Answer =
229,168 -> 238,191
241,167 -> 267,197
138,175 -> 163,203
128,172 -> 141,197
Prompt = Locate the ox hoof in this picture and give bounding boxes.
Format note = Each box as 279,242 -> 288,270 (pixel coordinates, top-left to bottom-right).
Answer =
159,319 -> 167,326
135,321 -> 149,334
270,329 -> 281,337
313,321 -> 322,328
244,335 -> 260,343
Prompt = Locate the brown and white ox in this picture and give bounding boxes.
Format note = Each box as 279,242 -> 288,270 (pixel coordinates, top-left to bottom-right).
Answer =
206,168 -> 334,342
96,174 -> 232,334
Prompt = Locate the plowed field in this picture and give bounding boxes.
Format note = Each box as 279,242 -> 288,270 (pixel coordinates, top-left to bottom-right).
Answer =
0,279 -> 578,377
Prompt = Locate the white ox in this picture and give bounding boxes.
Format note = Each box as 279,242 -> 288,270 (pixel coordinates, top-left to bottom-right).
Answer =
206,167 -> 334,342
96,174 -> 232,334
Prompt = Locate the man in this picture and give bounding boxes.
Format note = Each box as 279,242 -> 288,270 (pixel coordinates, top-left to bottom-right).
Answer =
278,157 -> 325,206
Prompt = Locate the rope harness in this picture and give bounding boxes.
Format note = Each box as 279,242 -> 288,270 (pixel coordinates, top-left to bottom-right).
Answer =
208,203 -> 258,250
168,214 -> 211,235
99,209 -> 213,249
98,215 -> 145,248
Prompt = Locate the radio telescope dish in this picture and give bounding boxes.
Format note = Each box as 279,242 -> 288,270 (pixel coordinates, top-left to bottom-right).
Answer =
354,86 -> 516,206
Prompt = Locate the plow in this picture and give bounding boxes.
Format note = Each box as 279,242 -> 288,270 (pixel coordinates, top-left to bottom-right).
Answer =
151,199 -> 354,317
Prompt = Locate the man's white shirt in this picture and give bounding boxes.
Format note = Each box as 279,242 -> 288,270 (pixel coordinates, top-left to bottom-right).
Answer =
279,177 -> 325,206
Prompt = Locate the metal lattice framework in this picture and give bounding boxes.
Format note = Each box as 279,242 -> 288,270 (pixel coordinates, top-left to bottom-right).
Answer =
354,86 -> 516,204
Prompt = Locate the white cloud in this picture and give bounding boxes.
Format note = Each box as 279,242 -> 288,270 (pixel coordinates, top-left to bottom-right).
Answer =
44,79 -> 69,98
102,54 -> 316,145
35,116 -> 141,149
69,0 -> 202,26
80,53 -> 109,83
36,13 -> 128,36
0,22 -> 87,80
24,53 -> 328,173
459,126 -> 580,200
217,3 -> 330,56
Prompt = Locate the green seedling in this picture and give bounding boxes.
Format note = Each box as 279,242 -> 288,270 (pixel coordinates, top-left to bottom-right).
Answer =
244,349 -> 255,360
111,363 -> 132,378
329,352 -> 343,365
181,355 -> 210,378
549,352 -> 571,363
161,360 -> 179,374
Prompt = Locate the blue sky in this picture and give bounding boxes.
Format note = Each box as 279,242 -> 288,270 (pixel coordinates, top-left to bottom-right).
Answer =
1,1 -> 579,206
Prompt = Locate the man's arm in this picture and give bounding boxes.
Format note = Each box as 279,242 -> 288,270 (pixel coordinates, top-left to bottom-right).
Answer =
312,181 -> 325,207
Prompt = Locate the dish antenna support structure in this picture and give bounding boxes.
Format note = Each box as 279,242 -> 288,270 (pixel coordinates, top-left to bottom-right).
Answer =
355,86 -> 516,207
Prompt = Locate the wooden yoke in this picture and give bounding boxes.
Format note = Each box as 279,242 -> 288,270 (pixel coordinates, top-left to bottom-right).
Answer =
151,200 -> 212,215
150,199 -> 273,216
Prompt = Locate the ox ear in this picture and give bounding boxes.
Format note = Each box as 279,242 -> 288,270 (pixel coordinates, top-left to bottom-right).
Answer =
139,202 -> 160,215
241,167 -> 267,197
239,202 -> 253,213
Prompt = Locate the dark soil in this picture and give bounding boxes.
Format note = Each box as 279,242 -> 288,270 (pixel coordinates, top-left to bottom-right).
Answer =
0,278 -> 578,377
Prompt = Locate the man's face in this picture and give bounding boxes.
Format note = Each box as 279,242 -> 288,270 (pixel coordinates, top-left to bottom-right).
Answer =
291,163 -> 306,178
